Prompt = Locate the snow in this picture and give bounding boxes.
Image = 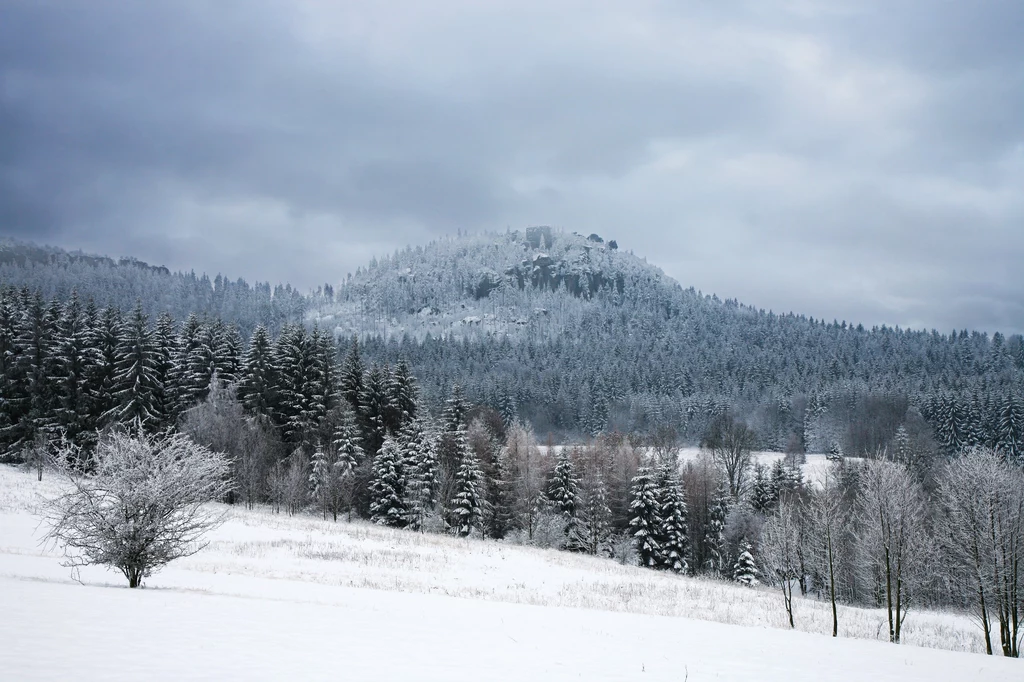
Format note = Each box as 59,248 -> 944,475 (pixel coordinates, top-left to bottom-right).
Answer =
1,465 -> 1014,681
675,448 -> 852,488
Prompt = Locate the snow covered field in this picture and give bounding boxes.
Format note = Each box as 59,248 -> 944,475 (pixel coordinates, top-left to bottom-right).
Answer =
1,465 -> 1015,681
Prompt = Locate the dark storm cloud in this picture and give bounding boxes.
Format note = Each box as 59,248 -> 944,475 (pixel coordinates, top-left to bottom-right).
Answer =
1,0 -> 1022,332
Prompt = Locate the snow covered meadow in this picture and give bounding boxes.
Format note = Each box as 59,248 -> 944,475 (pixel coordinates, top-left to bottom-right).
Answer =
1,465 -> 1016,681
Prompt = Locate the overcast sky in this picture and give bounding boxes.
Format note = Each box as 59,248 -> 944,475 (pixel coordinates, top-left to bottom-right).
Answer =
2,1 -> 1022,333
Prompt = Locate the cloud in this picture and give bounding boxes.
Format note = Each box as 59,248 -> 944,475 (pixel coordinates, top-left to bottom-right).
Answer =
1,0 -> 1022,333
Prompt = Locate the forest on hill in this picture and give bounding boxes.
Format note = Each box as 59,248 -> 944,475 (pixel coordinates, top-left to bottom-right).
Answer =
3,230 -> 1023,463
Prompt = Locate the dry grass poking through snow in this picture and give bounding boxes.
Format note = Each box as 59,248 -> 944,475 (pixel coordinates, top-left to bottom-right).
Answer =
1,465 -> 983,655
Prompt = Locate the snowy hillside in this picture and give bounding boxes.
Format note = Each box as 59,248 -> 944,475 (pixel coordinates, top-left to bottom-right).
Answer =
3,465 -> 1014,681
304,228 -> 1024,449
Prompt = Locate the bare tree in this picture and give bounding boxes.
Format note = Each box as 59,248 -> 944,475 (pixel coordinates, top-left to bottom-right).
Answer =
701,413 -> 758,500
43,429 -> 232,588
807,468 -> 849,638
856,459 -> 930,644
760,497 -> 802,628
937,447 -> 1024,657
234,417 -> 279,509
283,450 -> 309,515
505,422 -> 546,540
180,385 -> 278,508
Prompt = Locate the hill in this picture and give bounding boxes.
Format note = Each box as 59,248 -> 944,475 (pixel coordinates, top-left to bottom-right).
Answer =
3,230 -> 1023,454
311,229 -> 1024,452
0,239 -> 305,336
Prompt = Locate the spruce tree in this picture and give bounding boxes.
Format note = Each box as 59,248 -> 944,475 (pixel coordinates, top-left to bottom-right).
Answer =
656,465 -> 689,573
151,312 -> 177,428
485,445 -> 517,540
274,325 -> 319,447
169,313 -> 205,417
750,463 -> 775,514
309,446 -> 335,520
188,318 -> 219,402
401,417 -> 437,531
13,291 -> 57,449
704,482 -> 729,574
213,323 -> 242,386
572,469 -> 612,555
106,302 -> 162,428
450,447 -> 484,537
628,467 -> 662,568
313,327 -> 339,425
49,293 -> 99,450
88,305 -> 123,431
548,450 -> 579,545
359,364 -> 389,456
997,393 -> 1023,463
0,288 -> 24,451
369,436 -> 407,527
442,383 -> 469,434
333,408 -> 366,468
733,540 -> 759,586
387,359 -> 418,432
238,325 -> 275,417
340,336 -> 364,414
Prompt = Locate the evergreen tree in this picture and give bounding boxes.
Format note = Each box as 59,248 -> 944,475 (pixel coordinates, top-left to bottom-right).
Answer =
548,450 -> 579,545
333,408 -> 366,468
312,327 -> 339,425
237,325 -> 275,417
213,323 -> 242,386
442,383 -> 469,434
629,467 -> 662,568
401,417 -> 437,531
273,325 -> 320,447
359,364 -> 390,456
309,446 -> 335,520
368,436 -> 407,527
187,318 -> 219,403
49,292 -> 99,449
13,291 -> 57,448
484,444 -> 517,540
105,302 -> 162,428
88,305 -> 123,431
655,464 -> 689,573
387,359 -> 418,432
749,463 -> 775,514
340,336 -> 364,414
704,482 -> 729,574
571,469 -> 612,555
169,313 -> 205,417
996,393 -> 1023,463
0,288 -> 25,451
450,447 -> 484,537
151,312 -> 177,428
733,540 -> 759,586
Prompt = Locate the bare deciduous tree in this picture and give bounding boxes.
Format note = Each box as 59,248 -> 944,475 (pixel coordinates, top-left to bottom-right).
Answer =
43,429 -> 232,588
807,468 -> 849,638
937,447 -> 1024,657
505,422 -> 546,540
701,413 -> 757,500
760,497 -> 801,628
856,459 -> 930,644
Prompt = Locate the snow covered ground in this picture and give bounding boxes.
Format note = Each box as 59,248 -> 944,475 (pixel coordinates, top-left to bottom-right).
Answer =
1,465 -> 1015,681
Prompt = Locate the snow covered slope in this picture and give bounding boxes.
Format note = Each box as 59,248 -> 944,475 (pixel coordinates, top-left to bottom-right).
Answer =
1,466 -> 1014,681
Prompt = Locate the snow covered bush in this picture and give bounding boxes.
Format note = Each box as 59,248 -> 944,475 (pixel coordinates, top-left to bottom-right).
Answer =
43,429 -> 232,588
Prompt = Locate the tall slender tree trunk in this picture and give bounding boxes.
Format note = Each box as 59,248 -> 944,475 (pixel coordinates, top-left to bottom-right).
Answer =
884,545 -> 895,643
826,528 -> 838,638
